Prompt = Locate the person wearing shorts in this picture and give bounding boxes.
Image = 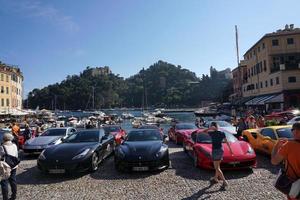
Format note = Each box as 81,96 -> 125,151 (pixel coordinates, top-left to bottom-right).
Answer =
205,122 -> 233,189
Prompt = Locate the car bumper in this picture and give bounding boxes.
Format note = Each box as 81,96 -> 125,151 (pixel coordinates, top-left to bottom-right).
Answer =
37,157 -> 92,173
200,158 -> 256,170
115,156 -> 169,171
23,146 -> 45,154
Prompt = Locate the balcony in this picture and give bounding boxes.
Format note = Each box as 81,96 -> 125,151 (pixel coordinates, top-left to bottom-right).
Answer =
270,53 -> 300,73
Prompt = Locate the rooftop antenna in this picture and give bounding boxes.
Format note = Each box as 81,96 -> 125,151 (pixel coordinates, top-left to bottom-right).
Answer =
235,25 -> 240,66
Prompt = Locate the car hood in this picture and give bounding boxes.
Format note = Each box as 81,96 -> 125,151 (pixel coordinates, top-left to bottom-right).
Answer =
196,141 -> 253,157
44,142 -> 98,161
120,141 -> 164,160
26,136 -> 61,146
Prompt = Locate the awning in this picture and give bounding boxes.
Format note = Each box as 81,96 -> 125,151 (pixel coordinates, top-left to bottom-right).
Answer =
265,93 -> 284,103
232,96 -> 254,105
245,94 -> 278,106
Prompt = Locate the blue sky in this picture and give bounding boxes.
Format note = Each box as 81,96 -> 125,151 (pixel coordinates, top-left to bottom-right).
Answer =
0,0 -> 299,96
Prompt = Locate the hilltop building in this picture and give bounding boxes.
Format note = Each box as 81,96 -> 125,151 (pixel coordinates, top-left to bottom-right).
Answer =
91,66 -> 111,76
0,61 -> 24,114
232,24 -> 300,111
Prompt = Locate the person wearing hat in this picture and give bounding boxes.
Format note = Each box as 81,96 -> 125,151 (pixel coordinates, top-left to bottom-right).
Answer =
0,133 -> 18,200
271,122 -> 300,200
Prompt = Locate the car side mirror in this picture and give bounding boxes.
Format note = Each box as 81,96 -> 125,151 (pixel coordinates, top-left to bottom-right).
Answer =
61,138 -> 66,143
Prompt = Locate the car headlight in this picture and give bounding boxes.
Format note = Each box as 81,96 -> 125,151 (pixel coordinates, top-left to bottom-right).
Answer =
247,146 -> 254,154
39,150 -> 46,160
72,149 -> 90,160
156,145 -> 168,157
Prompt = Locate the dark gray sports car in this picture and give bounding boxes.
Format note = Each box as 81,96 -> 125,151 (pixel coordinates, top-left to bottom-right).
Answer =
37,129 -> 115,174
114,129 -> 169,172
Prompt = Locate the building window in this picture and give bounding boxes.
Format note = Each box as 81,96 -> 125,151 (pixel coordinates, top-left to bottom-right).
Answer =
287,38 -> 294,45
262,43 -> 265,49
256,83 -> 258,89
6,87 -> 9,94
276,77 -> 280,84
258,46 -> 260,52
1,99 -> 3,107
288,76 -> 296,83
6,99 -> 9,107
6,75 -> 9,82
265,80 -> 268,87
272,39 -> 279,46
261,82 -> 263,88
0,74 -> 3,81
1,86 -> 3,93
263,60 -> 267,71
270,79 -> 273,86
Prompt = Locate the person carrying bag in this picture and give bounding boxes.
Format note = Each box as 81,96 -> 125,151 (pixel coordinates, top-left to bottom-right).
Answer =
0,133 -> 19,200
272,122 -> 300,200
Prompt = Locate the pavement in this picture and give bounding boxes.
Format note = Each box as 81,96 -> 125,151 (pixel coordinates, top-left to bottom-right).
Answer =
7,142 -> 285,200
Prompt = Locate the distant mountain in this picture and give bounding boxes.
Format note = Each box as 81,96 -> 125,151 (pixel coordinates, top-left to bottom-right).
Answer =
25,61 -> 232,109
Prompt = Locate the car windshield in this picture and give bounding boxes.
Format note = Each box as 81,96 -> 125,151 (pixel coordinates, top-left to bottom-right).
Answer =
103,126 -> 120,132
176,124 -> 197,130
42,129 -> 66,136
64,131 -> 99,143
215,121 -> 233,127
126,130 -> 162,141
139,125 -> 158,129
196,132 -> 237,143
276,128 -> 293,138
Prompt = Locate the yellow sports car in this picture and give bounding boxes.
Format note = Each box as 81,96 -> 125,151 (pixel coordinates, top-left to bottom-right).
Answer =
242,125 -> 292,155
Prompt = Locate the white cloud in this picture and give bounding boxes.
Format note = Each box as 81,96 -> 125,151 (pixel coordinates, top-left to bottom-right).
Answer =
1,0 -> 79,32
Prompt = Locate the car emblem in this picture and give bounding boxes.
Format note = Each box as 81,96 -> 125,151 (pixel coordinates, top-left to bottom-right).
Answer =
56,160 -> 59,163
139,156 -> 142,160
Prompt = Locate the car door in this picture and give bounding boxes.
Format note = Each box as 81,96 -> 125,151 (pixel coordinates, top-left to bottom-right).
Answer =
259,128 -> 277,154
100,130 -> 114,158
185,132 -> 196,157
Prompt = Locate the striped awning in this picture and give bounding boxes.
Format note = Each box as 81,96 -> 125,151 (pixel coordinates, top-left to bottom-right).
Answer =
245,94 -> 278,106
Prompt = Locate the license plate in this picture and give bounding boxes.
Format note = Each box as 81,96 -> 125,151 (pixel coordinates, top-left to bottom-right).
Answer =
132,167 -> 149,171
229,162 -> 240,165
49,169 -> 65,174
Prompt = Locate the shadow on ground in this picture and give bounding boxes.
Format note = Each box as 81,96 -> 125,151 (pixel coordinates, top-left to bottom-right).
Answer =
254,153 -> 280,174
16,166 -> 88,185
169,150 -> 253,181
90,156 -> 162,180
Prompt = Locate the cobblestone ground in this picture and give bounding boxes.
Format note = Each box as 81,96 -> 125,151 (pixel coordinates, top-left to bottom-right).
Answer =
3,143 -> 285,200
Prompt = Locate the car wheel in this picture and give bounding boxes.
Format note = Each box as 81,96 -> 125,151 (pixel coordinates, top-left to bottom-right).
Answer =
183,143 -> 187,153
115,160 -> 124,172
175,135 -> 179,145
193,152 -> 198,168
90,153 -> 99,172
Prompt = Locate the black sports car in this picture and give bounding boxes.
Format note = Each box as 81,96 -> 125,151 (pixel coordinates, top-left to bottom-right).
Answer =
114,129 -> 169,172
37,129 -> 115,174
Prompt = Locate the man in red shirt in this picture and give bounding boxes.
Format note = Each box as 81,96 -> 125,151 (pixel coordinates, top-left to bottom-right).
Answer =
271,122 -> 300,200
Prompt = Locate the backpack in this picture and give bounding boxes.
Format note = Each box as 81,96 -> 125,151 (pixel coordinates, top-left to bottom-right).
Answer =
0,161 -> 11,180
1,145 -> 20,169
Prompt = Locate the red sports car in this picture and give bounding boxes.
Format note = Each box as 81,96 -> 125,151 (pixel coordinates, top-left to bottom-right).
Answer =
103,125 -> 126,145
168,123 -> 199,145
184,130 -> 256,170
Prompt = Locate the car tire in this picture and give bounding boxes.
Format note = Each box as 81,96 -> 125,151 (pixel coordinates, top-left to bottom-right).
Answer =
193,152 -> 198,168
183,143 -> 187,153
175,135 -> 179,145
115,161 -> 124,172
90,152 -> 99,172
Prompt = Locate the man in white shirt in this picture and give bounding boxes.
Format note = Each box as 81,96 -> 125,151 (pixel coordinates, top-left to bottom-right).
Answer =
0,133 -> 18,200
